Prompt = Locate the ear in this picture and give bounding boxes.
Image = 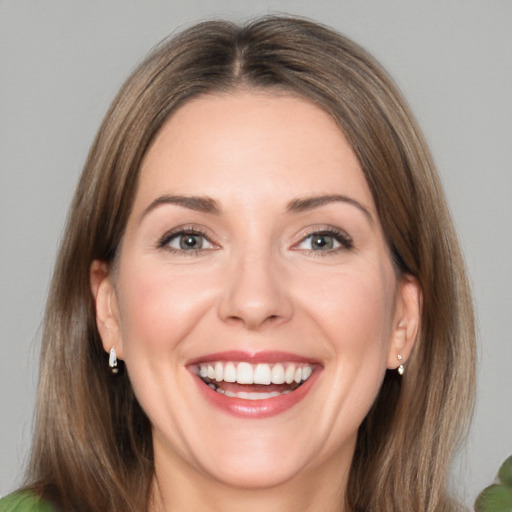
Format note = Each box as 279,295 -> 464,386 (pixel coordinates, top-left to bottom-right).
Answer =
90,260 -> 123,360
387,275 -> 422,370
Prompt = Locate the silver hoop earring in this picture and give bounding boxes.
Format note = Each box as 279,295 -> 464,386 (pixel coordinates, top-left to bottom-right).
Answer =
109,347 -> 119,374
397,354 -> 405,376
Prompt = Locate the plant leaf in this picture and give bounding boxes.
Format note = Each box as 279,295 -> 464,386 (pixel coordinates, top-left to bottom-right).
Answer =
498,456 -> 512,487
475,484 -> 512,512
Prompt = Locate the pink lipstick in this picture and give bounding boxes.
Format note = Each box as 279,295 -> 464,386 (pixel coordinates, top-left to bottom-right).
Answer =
188,352 -> 322,418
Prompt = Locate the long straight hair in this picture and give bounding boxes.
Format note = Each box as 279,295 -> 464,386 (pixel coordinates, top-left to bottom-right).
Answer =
26,16 -> 476,511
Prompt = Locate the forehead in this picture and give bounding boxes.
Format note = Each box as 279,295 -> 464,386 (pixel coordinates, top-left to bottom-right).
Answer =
136,91 -> 374,212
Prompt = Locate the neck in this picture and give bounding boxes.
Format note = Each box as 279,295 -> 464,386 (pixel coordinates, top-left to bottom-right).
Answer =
149,447 -> 350,512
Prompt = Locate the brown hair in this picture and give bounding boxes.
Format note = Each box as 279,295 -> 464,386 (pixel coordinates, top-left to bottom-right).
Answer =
25,16 -> 476,512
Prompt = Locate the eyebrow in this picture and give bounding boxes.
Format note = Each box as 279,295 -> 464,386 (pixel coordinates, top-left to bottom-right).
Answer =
286,195 -> 373,223
139,193 -> 373,223
139,195 -> 221,223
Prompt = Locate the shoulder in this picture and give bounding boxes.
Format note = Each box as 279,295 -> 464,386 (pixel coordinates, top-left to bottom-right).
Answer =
0,492 -> 55,512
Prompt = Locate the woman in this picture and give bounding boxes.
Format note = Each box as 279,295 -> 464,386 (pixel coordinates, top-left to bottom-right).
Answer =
1,16 -> 476,512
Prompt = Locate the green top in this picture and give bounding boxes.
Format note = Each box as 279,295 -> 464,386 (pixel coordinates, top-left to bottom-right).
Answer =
0,492 -> 55,512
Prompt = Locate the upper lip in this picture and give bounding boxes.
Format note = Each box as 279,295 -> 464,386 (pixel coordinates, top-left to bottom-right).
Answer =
186,350 -> 322,366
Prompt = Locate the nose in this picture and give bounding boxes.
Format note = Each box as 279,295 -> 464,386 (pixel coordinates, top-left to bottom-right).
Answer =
217,251 -> 294,330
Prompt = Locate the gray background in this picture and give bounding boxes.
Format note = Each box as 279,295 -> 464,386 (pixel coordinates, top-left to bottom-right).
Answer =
1,0 -> 511,506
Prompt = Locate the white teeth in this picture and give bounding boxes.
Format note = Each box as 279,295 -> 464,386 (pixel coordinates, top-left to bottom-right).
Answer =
285,365 -> 295,384
197,361 -> 315,386
236,362 -> 254,384
271,363 -> 285,384
224,362 -> 236,382
254,364 -> 271,385
215,362 -> 223,382
302,365 -> 313,380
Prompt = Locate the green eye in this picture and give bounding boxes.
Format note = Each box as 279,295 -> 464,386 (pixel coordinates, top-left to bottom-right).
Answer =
177,234 -> 205,250
309,234 -> 337,250
297,230 -> 352,252
162,231 -> 214,252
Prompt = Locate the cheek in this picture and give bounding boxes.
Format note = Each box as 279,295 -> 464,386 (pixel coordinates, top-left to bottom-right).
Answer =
112,260 -> 219,431
115,260 -> 219,358
296,263 -> 396,361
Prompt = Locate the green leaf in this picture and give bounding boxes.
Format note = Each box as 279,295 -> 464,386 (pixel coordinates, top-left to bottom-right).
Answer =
475,484 -> 512,512
498,456 -> 512,487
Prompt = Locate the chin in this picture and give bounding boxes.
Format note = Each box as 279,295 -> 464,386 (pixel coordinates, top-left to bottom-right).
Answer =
198,449 -> 306,490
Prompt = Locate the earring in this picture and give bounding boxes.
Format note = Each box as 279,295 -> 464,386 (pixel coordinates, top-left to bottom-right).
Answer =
397,354 -> 405,376
109,347 -> 119,374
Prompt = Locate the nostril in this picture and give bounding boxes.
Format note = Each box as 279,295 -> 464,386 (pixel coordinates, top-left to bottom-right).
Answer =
224,311 -> 286,330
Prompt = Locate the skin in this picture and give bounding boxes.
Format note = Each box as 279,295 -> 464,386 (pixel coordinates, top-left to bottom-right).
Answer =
91,91 -> 420,512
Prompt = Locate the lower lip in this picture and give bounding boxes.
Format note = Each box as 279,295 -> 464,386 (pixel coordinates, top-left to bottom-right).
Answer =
192,369 -> 320,419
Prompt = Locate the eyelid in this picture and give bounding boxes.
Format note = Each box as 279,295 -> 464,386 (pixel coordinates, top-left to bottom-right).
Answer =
157,225 -> 218,253
291,225 -> 354,252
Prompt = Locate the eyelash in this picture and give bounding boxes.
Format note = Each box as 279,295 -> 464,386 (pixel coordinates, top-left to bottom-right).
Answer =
157,227 -> 215,255
293,227 -> 354,254
157,226 -> 354,256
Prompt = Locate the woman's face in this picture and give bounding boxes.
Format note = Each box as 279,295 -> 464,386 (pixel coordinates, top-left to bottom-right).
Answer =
94,91 -> 418,493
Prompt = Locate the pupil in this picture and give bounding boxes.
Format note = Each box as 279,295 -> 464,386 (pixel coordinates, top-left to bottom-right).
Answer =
313,235 -> 333,250
180,234 -> 201,250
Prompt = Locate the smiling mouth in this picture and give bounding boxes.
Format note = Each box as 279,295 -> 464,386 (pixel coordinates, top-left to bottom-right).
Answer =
195,361 -> 314,400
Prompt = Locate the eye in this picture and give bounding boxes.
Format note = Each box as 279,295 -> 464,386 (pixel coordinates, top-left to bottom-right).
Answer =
295,229 -> 353,252
159,229 -> 215,253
